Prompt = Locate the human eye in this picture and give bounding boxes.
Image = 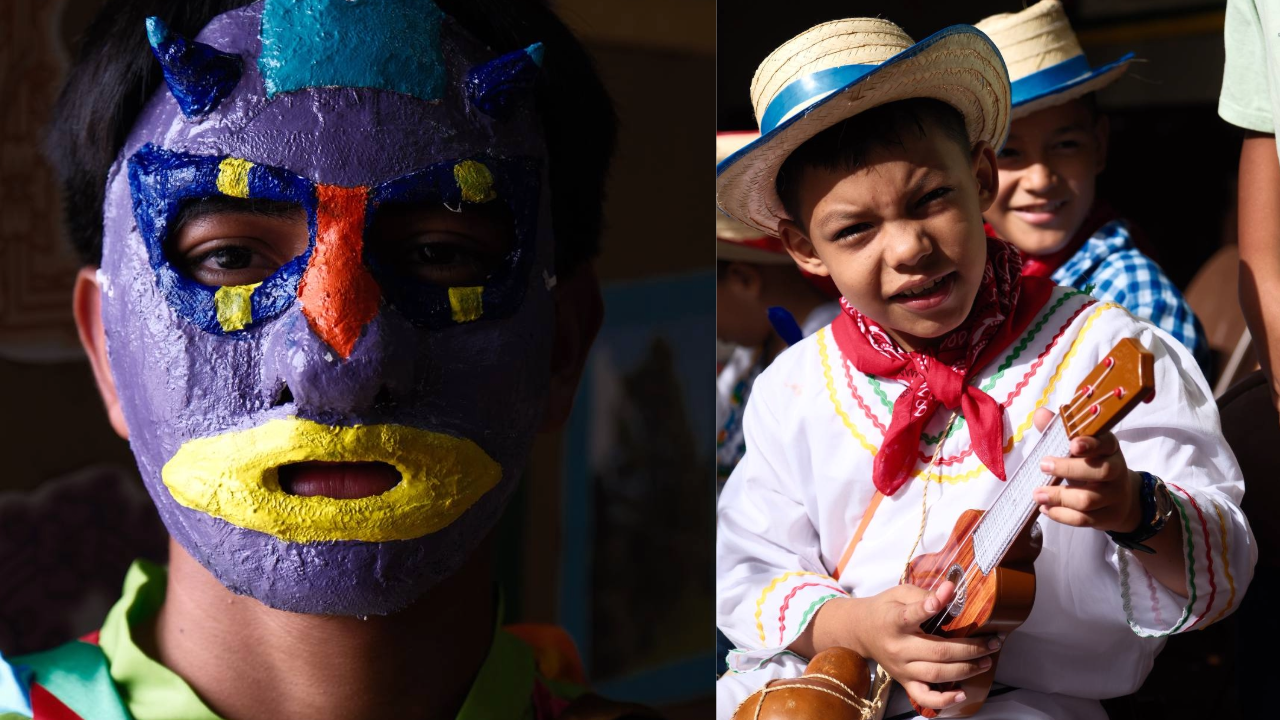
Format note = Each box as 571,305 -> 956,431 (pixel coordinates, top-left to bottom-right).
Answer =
181,241 -> 287,286
369,204 -> 513,286
170,199 -> 308,287
917,186 -> 954,208
398,233 -> 499,286
996,147 -> 1021,160
834,222 -> 875,243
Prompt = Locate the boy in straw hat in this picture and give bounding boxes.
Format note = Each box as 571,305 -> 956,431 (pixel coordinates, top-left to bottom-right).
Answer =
717,131 -> 842,488
975,0 -> 1210,376
716,13 -> 1253,720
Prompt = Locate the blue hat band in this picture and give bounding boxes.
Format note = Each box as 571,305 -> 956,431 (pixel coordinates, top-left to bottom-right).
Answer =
1010,55 -> 1092,105
759,64 -> 877,134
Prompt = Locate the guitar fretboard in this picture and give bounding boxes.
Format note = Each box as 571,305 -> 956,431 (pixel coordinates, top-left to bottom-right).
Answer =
972,417 -> 1069,574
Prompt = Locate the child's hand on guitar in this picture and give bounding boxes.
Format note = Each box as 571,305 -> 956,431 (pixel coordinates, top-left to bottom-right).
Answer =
1030,408 -> 1142,534
846,580 -> 1001,711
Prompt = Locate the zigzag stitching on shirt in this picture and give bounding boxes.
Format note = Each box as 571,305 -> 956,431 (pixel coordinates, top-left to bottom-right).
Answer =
851,293 -> 1095,467
1122,492 -> 1199,637
916,298 -> 1100,468
821,302 -> 1121,483
1119,546 -> 1193,639
1170,483 -> 1217,631
777,583 -> 845,645
754,570 -> 830,643
1144,565 -> 1164,627
863,288 -> 1089,443
818,328 -> 878,458
1207,500 -> 1237,626
1000,302 -> 1124,452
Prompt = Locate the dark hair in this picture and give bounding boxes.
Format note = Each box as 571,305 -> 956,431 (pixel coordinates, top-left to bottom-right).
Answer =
45,0 -> 617,275
775,98 -> 970,224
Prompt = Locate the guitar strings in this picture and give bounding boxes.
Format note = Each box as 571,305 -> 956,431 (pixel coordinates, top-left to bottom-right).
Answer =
918,370 -> 1120,635
921,366 -> 1133,636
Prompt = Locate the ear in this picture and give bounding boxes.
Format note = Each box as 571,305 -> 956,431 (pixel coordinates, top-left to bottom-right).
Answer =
540,263 -> 604,432
778,220 -> 829,277
73,267 -> 129,439
1093,113 -> 1110,175
971,140 -> 1000,213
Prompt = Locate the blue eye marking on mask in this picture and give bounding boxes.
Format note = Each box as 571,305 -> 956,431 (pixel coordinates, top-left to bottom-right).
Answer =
127,144 -> 315,335
127,145 -> 543,335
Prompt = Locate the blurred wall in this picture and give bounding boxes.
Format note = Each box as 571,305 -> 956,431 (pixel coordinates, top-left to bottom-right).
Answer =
0,0 -> 138,493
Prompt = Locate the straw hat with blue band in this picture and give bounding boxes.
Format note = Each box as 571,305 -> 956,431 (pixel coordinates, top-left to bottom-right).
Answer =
976,0 -> 1134,120
717,18 -> 1011,237
717,131 -> 796,264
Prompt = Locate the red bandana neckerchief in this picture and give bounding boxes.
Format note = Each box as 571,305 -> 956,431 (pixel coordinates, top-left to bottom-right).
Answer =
1012,201 -> 1123,279
831,238 -> 1055,496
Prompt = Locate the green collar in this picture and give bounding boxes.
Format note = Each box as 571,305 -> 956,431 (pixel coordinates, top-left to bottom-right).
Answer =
97,560 -> 538,720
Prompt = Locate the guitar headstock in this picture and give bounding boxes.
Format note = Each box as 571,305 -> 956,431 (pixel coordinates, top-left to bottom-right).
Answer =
1058,338 -> 1155,440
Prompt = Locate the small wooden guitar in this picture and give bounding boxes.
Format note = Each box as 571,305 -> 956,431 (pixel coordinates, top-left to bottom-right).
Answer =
906,338 -> 1155,718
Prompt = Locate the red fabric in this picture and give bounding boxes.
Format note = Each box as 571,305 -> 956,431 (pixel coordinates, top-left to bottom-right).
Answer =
31,684 -> 84,720
1014,202 -> 1124,278
78,630 -> 101,646
831,238 -> 1055,495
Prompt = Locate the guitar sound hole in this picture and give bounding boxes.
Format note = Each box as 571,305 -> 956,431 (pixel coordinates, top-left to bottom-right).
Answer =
946,564 -> 966,617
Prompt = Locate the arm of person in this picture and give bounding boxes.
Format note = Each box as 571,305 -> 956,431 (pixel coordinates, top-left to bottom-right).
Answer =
1032,313 -> 1256,635
1237,131 -> 1280,412
1032,412 -> 1187,596
1219,0 -> 1280,410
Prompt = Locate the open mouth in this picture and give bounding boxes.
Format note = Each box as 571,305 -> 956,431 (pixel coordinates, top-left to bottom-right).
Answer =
162,417 -> 502,543
1012,199 -> 1068,224
891,272 -> 955,307
279,461 -> 402,499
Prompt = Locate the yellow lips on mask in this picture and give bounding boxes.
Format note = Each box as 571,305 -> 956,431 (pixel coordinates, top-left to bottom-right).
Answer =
161,417 -> 502,543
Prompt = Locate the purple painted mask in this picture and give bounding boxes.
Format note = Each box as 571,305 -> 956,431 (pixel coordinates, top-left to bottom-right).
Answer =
98,0 -> 555,614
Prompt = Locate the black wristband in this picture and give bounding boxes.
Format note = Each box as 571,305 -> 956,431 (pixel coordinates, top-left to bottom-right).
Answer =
1106,471 -> 1166,554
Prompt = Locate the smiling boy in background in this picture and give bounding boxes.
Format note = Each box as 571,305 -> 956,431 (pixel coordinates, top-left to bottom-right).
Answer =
976,0 -> 1210,375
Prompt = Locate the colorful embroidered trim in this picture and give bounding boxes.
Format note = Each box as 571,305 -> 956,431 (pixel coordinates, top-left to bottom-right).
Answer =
1144,566 -> 1164,627
817,301 -> 1123,484
753,570 -> 832,643
1121,491 -> 1197,638
1169,483 -> 1217,631
817,329 -> 877,457
1207,500 -> 1237,626
848,293 -> 1096,465
863,289 -> 1088,444
777,582 -> 845,644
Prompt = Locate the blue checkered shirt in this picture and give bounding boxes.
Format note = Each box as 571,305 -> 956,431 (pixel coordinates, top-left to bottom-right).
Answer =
1052,219 -> 1211,375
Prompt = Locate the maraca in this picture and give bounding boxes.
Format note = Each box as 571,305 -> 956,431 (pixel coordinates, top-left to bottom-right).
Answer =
731,647 -> 875,720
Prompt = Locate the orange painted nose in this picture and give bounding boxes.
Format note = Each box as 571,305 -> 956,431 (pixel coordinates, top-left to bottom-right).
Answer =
298,184 -> 380,359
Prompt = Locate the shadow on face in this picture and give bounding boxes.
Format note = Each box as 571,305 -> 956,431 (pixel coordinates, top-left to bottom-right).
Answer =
775,107 -> 997,350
